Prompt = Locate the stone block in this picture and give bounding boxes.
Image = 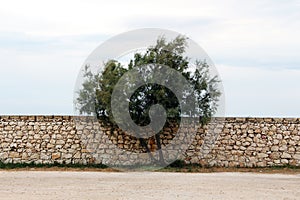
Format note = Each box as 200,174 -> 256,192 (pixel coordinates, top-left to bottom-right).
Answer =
52,152 -> 61,160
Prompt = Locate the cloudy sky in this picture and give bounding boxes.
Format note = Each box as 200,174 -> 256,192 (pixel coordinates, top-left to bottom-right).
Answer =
0,0 -> 299,117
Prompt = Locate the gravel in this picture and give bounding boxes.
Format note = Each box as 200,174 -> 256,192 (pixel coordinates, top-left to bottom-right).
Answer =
0,171 -> 299,200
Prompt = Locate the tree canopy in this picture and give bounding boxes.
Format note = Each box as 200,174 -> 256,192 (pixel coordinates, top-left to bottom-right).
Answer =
76,35 -> 220,125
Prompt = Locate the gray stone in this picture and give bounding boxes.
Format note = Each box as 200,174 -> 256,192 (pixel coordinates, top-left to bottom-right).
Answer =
257,153 -> 268,158
281,152 -> 291,159
292,154 -> 300,160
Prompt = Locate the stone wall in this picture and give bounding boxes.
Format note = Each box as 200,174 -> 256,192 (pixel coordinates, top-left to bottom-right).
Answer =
186,117 -> 300,167
0,116 -> 299,167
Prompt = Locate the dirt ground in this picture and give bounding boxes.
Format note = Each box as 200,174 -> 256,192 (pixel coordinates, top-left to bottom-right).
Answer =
0,171 -> 299,200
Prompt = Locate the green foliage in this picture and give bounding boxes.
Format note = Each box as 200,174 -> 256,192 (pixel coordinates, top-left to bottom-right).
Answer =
76,61 -> 127,121
76,35 -> 221,126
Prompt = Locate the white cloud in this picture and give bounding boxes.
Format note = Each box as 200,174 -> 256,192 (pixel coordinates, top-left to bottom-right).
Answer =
218,64 -> 300,117
0,0 -> 218,36
0,0 -> 299,116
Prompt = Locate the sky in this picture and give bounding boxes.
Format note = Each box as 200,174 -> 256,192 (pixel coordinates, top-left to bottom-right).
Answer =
0,0 -> 299,117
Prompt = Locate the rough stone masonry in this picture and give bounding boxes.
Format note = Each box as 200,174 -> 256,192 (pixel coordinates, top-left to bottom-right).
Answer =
0,116 -> 299,167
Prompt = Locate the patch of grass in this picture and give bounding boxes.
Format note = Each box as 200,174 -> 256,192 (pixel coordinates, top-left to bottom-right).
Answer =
158,160 -> 300,173
1,160 -> 299,173
167,160 -> 187,168
0,161 -> 108,170
159,160 -> 203,172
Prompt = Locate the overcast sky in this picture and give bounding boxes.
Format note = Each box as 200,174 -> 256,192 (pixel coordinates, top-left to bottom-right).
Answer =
0,0 -> 299,117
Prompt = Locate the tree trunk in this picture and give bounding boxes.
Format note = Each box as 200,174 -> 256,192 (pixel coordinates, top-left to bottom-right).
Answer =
139,138 -> 157,162
155,132 -> 165,165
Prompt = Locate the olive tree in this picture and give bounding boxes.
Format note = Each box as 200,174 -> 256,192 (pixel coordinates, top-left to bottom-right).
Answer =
76,35 -> 221,164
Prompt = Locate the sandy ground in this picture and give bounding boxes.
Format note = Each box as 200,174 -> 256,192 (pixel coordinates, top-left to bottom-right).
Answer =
0,171 -> 299,200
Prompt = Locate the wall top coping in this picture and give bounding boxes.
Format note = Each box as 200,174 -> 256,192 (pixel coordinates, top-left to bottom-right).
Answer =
0,116 -> 300,123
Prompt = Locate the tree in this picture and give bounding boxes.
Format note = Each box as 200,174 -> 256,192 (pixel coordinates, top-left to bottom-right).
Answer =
76,35 -> 221,165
